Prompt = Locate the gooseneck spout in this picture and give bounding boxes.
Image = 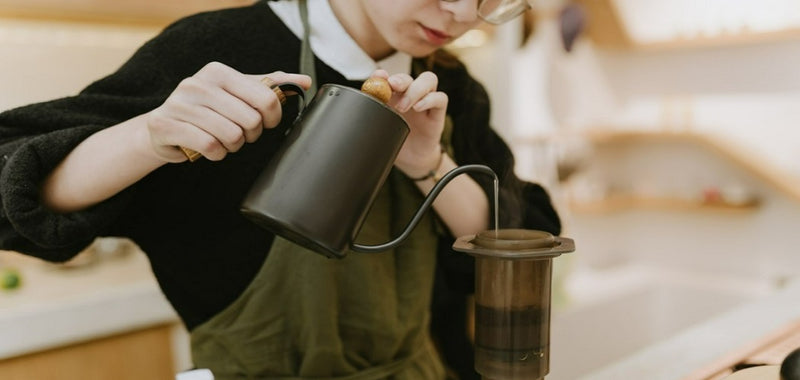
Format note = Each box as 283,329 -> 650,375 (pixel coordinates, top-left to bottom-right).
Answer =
352,164 -> 497,253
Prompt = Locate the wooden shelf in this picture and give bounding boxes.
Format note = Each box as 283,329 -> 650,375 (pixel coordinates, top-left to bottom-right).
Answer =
572,0 -> 634,49
578,130 -> 800,205
521,129 -> 800,213
571,195 -> 760,214
0,0 -> 253,26
632,27 -> 800,52
573,0 -> 800,51
517,129 -> 800,206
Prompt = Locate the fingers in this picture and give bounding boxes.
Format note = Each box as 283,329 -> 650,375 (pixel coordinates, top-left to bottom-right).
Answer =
167,93 -> 252,152
197,84 -> 264,144
413,91 -> 448,121
378,70 -> 448,166
148,62 -> 312,162
387,71 -> 443,114
247,72 -> 312,127
169,64 -> 270,160
261,71 -> 314,91
196,64 -> 311,130
370,69 -> 390,80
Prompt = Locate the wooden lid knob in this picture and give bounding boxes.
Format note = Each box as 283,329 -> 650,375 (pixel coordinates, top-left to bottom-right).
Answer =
361,77 -> 392,104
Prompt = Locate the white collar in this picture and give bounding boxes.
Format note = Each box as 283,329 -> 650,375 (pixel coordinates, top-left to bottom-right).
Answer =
268,0 -> 412,80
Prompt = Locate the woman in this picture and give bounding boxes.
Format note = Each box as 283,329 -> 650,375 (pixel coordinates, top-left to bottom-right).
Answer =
0,0 -> 560,378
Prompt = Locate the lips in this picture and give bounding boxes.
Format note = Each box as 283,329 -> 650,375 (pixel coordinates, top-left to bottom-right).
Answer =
420,24 -> 452,46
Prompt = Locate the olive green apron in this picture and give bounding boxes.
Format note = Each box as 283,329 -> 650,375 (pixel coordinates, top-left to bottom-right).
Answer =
190,168 -> 446,379
189,4 -> 455,378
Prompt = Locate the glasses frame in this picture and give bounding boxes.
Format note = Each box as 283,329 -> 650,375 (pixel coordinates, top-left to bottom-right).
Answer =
440,0 -> 531,25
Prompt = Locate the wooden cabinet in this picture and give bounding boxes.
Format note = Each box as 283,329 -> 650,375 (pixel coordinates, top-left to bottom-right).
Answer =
0,325 -> 175,380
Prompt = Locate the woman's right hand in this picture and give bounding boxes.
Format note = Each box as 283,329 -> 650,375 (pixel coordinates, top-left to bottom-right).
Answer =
146,62 -> 311,162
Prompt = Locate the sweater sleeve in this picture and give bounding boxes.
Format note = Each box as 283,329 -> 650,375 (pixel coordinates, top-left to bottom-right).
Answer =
0,125 -> 128,260
0,17 -> 201,261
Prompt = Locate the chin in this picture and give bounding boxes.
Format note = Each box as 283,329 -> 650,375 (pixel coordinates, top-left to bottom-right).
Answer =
401,44 -> 439,58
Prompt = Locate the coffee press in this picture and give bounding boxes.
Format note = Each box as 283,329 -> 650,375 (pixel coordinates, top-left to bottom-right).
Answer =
453,229 -> 575,380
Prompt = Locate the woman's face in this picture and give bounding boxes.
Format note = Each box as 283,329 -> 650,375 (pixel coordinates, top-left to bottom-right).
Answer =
330,0 -> 483,59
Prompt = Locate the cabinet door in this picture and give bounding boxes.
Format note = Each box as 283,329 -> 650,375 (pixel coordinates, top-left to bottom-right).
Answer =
0,325 -> 175,380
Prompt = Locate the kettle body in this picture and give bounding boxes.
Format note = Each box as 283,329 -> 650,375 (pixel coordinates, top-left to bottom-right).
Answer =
241,84 -> 408,258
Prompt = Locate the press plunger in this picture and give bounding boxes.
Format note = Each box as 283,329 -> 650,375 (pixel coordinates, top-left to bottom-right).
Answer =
361,77 -> 392,104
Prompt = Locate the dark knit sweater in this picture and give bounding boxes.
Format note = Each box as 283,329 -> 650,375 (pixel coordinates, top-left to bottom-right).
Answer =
0,2 -> 560,331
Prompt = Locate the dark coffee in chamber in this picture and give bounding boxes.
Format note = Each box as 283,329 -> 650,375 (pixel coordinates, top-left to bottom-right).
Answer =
474,304 -> 549,360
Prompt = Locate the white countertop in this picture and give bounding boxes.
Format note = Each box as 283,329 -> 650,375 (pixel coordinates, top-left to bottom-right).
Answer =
3,243 -> 800,378
580,278 -> 800,379
0,244 -> 179,359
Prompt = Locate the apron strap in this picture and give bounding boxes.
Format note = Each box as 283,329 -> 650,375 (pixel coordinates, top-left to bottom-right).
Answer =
298,0 -> 317,96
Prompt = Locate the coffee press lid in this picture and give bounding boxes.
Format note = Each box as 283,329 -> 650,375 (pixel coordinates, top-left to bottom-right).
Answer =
453,229 -> 575,260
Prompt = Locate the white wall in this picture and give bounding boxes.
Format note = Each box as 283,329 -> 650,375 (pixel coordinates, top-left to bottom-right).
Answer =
501,15 -> 800,301
587,42 -> 800,171
595,39 -> 800,176
0,19 -> 158,111
567,138 -> 800,281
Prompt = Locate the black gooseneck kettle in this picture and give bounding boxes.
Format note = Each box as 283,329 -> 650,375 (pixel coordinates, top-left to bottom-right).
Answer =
239,82 -> 496,259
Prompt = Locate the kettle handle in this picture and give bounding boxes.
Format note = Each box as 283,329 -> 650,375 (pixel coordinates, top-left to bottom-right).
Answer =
179,82 -> 307,162
273,82 -> 307,115
351,164 -> 497,253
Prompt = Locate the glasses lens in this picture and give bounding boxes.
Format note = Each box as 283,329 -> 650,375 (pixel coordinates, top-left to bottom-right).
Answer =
478,0 -> 530,24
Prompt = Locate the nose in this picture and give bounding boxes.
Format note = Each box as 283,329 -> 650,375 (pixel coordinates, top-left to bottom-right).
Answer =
439,0 -> 480,23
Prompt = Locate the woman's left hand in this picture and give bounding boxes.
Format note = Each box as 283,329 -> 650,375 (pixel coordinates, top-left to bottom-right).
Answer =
370,70 -> 447,178
366,70 -> 490,236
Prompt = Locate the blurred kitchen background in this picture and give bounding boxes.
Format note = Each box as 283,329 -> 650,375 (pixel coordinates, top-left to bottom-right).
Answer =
2,0 -> 800,379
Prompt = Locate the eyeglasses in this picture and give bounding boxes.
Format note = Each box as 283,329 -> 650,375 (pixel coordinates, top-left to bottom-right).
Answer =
441,0 -> 532,25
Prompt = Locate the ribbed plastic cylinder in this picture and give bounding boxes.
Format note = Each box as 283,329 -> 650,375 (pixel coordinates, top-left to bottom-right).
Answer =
474,256 -> 552,380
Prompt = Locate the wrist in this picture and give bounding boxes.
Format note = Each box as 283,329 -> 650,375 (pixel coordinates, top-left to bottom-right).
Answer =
133,115 -> 174,166
408,145 -> 445,182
